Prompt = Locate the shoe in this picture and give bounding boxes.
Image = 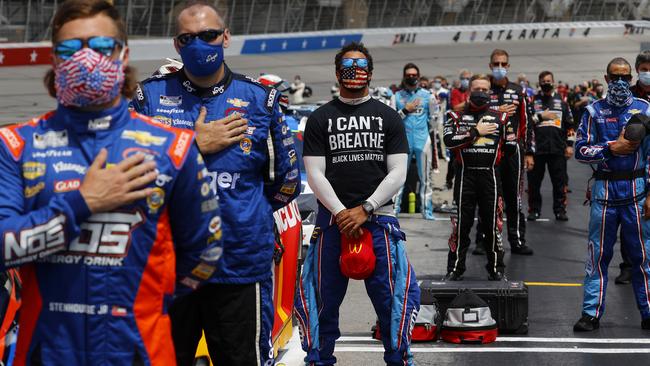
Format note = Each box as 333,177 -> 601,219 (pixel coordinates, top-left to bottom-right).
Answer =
527,211 -> 540,221
443,272 -> 464,281
511,245 -> 534,255
487,272 -> 507,281
642,318 -> 650,330
472,245 -> 486,255
573,314 -> 599,332
555,212 -> 569,221
615,266 -> 633,285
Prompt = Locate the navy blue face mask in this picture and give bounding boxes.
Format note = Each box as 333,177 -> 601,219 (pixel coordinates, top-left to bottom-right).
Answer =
179,38 -> 224,77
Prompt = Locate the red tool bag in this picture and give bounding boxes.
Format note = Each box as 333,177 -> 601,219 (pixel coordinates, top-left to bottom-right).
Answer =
372,301 -> 441,342
439,289 -> 498,344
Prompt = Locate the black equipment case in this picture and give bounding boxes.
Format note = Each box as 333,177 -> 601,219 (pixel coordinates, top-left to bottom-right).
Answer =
419,277 -> 529,334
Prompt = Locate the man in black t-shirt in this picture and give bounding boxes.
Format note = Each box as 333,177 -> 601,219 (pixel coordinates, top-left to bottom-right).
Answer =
294,42 -> 420,366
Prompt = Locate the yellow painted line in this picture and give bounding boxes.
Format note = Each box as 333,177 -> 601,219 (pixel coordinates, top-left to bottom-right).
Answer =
524,281 -> 582,287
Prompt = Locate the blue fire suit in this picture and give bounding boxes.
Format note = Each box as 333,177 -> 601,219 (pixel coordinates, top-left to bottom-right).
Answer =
132,65 -> 299,365
0,99 -> 222,365
575,97 -> 650,320
393,88 -> 439,219
295,205 -> 420,365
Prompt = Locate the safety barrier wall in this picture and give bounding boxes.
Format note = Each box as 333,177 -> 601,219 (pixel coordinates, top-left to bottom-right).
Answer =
1,20 -> 648,67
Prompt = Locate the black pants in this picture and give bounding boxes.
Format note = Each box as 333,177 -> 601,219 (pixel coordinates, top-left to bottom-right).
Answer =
527,154 -> 568,214
170,281 -> 273,366
500,145 -> 527,248
448,167 -> 505,275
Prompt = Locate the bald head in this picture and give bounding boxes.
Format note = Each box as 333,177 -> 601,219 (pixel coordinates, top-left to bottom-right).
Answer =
176,1 -> 225,34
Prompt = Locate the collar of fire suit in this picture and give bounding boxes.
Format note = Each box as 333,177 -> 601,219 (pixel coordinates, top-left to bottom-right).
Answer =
53,98 -> 131,134
633,81 -> 649,99
338,94 -> 372,105
489,77 -> 511,91
177,63 -> 234,98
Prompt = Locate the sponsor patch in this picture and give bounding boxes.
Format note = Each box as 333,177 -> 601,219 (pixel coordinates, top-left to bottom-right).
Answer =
24,182 -> 45,198
54,179 -> 81,193
246,126 -> 256,135
240,137 -> 252,155
122,130 -> 167,147
23,161 -> 46,180
169,131 -> 193,169
208,216 -> 222,234
227,98 -> 250,108
201,198 -> 218,213
53,161 -> 87,174
155,172 -> 173,187
280,182 -> 297,195
159,95 -> 182,106
201,182 -> 211,197
191,263 -> 216,280
122,147 -> 158,161
88,116 -> 112,131
629,109 -> 642,115
152,115 -> 173,126
267,88 -> 278,108
146,187 -> 165,213
33,130 -> 68,149
32,149 -> 72,158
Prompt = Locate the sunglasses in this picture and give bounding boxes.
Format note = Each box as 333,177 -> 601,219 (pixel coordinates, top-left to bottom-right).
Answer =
491,62 -> 509,67
54,36 -> 124,60
608,74 -> 633,82
341,58 -> 369,68
176,29 -> 225,47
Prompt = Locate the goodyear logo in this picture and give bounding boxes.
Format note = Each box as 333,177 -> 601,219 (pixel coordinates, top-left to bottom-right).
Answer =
23,161 -> 46,180
121,130 -> 167,147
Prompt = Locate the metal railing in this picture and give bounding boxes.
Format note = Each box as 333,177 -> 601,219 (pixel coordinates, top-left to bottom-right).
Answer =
0,0 -> 648,42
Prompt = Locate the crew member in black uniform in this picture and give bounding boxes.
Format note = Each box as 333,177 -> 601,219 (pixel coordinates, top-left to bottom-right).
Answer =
527,70 -> 575,221
485,48 -> 535,256
444,74 -> 509,281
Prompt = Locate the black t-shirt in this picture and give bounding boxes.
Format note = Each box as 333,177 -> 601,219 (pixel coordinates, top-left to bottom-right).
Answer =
303,98 -> 409,208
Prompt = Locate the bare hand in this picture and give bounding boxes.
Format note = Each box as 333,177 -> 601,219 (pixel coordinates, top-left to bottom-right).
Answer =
499,104 -> 517,116
525,155 -> 535,171
405,99 -> 421,113
540,110 -> 557,121
475,122 -> 497,136
610,130 -> 640,156
195,107 -> 249,154
565,146 -> 574,160
336,206 -> 368,238
79,149 -> 157,213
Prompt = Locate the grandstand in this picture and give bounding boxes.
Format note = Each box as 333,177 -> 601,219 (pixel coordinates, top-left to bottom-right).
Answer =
0,0 -> 649,42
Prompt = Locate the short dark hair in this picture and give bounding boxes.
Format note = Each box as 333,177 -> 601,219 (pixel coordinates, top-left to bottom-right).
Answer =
606,57 -> 632,74
334,41 -> 373,72
538,70 -> 554,82
419,76 -> 429,82
44,0 -> 136,99
636,51 -> 650,70
176,0 -> 226,32
403,63 -> 420,77
470,74 -> 491,88
490,49 -> 509,63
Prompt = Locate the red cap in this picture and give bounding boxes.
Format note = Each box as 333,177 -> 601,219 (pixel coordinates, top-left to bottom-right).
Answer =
339,228 -> 376,280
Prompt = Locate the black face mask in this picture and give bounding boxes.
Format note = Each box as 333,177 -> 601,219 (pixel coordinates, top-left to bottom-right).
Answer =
540,83 -> 554,93
469,91 -> 490,109
404,76 -> 418,86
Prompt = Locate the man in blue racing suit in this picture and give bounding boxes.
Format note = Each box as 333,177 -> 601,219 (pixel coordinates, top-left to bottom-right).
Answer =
574,57 -> 650,332
0,1 -> 223,363
130,2 -> 299,364
393,63 -> 439,219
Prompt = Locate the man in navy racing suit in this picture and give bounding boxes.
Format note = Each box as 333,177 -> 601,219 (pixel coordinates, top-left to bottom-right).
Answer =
130,2 -> 299,365
573,57 -> 650,332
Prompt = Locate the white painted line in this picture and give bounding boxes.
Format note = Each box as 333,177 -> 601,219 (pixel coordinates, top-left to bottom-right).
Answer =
334,346 -> 650,354
431,217 -> 550,222
337,336 -> 650,344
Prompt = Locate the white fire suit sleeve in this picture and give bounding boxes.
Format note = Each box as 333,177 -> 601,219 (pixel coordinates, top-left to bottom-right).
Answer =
366,153 -> 408,210
304,156 -> 346,215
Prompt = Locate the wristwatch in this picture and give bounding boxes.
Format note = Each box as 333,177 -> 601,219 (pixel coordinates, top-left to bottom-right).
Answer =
362,201 -> 375,215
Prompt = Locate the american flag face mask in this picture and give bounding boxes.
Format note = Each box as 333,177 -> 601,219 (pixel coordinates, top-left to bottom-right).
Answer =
54,47 -> 126,108
339,66 -> 369,90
